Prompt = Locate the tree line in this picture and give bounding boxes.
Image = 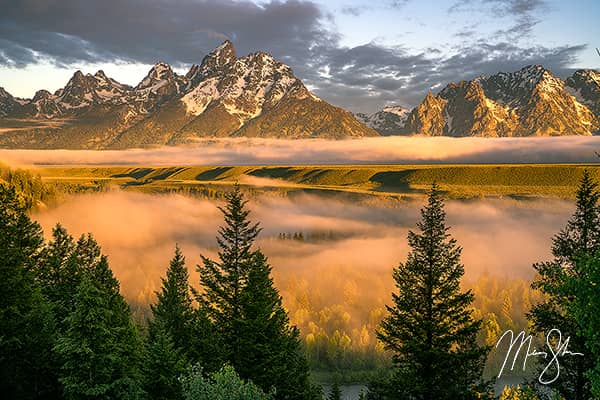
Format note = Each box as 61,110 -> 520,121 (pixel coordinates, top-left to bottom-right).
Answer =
2,170 -> 600,399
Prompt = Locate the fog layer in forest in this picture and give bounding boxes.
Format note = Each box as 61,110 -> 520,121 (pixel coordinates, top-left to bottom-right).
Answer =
30,191 -> 569,317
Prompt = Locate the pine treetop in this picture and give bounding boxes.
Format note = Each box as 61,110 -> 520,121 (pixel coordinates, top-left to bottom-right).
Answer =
152,244 -> 193,318
552,169 -> 600,263
150,244 -> 194,351
216,185 -> 261,268
196,185 -> 313,399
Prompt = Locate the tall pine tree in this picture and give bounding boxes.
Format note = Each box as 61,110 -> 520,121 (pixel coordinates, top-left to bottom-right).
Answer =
237,252 -> 315,400
54,248 -> 144,399
36,224 -> 79,333
197,185 -> 260,366
148,244 -> 194,349
37,226 -> 122,330
145,245 -> 194,399
143,322 -> 187,400
529,170 -> 600,399
563,253 -> 600,397
376,184 -> 490,400
197,185 -> 315,399
0,184 -> 58,399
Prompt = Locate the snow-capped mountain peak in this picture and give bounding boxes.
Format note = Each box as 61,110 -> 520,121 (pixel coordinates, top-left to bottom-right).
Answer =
181,45 -> 307,122
0,86 -> 19,117
32,89 -> 52,102
135,62 -> 176,91
190,40 -> 238,82
354,105 -> 410,135
566,69 -> 600,114
382,105 -> 410,118
403,65 -> 599,137
56,70 -> 98,109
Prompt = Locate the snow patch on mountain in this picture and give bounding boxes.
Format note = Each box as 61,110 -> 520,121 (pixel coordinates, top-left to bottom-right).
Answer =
180,49 -> 307,123
355,105 -> 410,135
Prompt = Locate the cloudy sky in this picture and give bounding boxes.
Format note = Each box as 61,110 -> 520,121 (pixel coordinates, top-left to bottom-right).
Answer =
0,0 -> 598,112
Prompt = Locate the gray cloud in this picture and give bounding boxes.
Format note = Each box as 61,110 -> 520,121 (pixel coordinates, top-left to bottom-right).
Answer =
450,0 -> 549,40
311,41 -> 585,110
0,0 -> 333,66
340,6 -> 364,16
0,0 -> 588,112
491,0 -> 548,16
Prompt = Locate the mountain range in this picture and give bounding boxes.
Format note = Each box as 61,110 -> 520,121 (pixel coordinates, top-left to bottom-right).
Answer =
0,41 -> 598,149
0,41 -> 377,149
399,65 -> 599,137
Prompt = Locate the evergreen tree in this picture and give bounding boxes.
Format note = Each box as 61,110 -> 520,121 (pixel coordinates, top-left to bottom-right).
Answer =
149,244 -> 194,350
529,170 -> 600,400
0,184 -> 58,399
54,268 -> 144,399
376,184 -> 490,399
197,185 -> 316,399
188,304 -> 226,374
197,185 -> 261,366
37,226 -> 120,327
564,253 -> 600,397
145,245 -> 194,398
237,252 -> 314,399
36,224 -> 79,332
73,233 -> 119,293
143,322 -> 187,400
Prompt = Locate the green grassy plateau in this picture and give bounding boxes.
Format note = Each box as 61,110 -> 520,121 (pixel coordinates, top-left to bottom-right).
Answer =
35,164 -> 600,199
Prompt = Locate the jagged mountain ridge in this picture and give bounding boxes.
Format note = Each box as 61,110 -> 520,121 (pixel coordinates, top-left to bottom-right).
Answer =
400,65 -> 599,137
0,87 -> 22,117
354,106 -> 410,136
0,40 -> 377,149
1,53 -> 598,145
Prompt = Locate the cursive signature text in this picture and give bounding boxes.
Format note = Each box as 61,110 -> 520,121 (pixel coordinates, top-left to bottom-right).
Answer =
495,328 -> 584,384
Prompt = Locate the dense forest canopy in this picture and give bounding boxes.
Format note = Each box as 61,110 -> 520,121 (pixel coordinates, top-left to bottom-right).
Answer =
2,164 -> 600,399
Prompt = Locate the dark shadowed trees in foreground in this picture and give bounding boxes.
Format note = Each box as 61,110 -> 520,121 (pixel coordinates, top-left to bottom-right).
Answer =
6,171 -> 600,399
0,184 -> 57,399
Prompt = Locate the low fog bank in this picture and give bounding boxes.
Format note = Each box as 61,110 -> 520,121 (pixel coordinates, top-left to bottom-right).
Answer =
3,136 -> 600,166
31,190 -> 574,308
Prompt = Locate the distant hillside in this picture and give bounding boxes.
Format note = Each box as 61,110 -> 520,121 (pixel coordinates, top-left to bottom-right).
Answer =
0,165 -> 56,209
37,164 -> 600,199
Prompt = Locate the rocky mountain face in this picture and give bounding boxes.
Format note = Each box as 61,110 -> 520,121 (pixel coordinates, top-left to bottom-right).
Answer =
402,65 -> 599,137
0,87 -> 23,117
2,54 -> 598,147
0,40 -> 377,149
565,69 -> 600,115
354,106 -> 410,136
